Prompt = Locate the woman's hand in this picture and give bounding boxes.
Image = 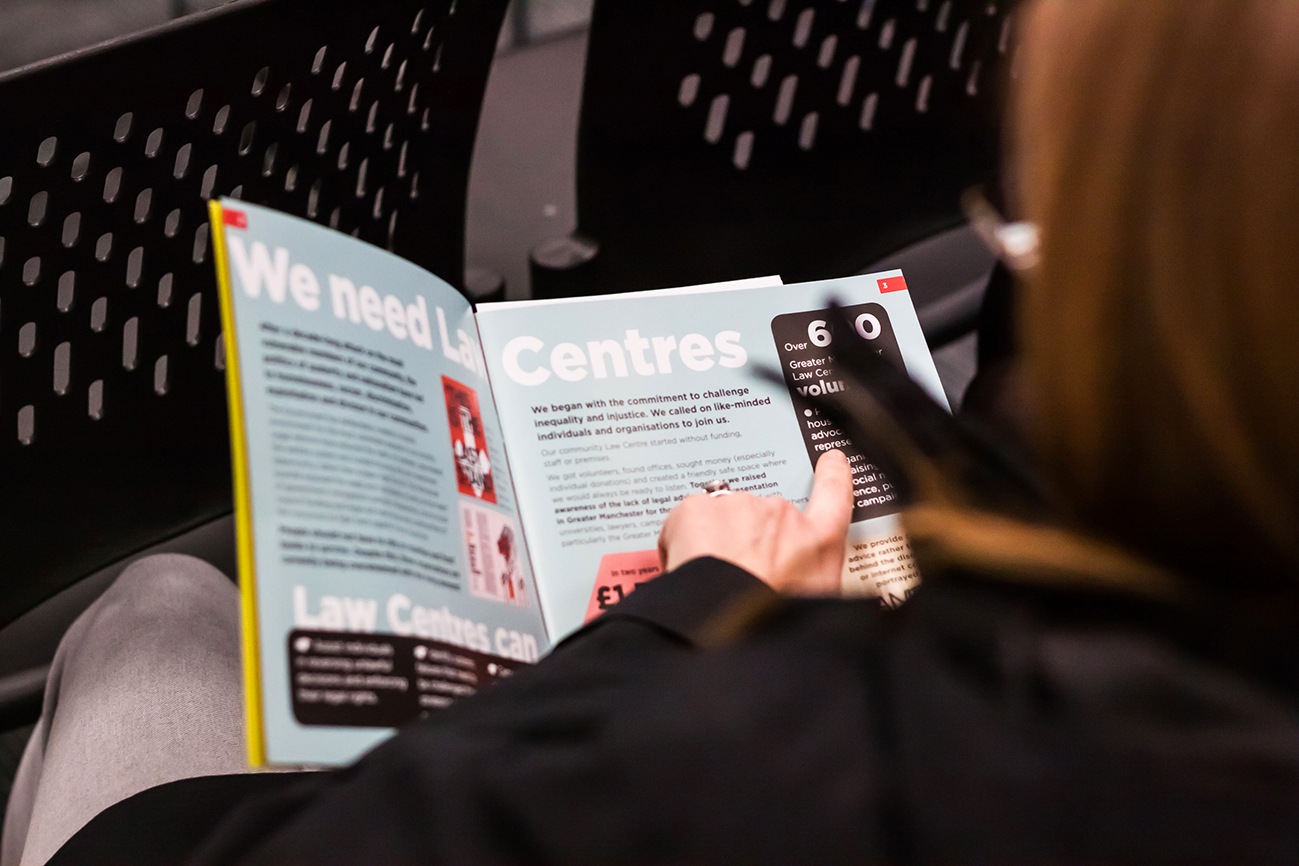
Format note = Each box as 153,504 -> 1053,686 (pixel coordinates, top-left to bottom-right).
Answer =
657,450 -> 854,595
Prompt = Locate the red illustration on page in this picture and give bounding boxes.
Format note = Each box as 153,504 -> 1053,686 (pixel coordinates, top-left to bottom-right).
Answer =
460,502 -> 527,607
443,376 -> 496,503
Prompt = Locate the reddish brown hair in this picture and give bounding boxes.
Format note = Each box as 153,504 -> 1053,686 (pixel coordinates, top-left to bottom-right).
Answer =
1012,0 -> 1299,585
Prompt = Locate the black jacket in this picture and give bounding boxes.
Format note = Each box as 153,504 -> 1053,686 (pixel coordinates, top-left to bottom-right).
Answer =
50,557 -> 1299,865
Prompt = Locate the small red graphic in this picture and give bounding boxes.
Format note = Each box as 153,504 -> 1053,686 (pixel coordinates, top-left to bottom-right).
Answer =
223,209 -> 248,230
443,376 -> 496,503
877,275 -> 909,294
584,550 -> 663,623
461,502 -> 525,607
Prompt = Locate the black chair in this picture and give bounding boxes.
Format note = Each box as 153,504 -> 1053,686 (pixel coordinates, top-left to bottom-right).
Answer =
0,0 -> 508,725
531,0 -> 1020,339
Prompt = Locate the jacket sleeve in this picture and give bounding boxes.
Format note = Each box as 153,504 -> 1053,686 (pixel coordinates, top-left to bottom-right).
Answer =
193,557 -> 775,866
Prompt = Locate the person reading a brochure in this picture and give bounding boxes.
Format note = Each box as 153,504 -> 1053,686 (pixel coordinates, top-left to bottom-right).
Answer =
7,0 -> 1299,862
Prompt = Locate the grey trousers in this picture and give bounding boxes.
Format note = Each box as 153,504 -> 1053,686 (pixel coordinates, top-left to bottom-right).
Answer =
0,554 -> 251,866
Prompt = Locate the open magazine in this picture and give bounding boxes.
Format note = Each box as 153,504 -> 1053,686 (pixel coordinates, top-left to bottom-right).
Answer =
210,199 -> 949,766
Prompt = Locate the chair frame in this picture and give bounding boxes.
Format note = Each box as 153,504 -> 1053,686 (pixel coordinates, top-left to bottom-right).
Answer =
0,0 -> 507,634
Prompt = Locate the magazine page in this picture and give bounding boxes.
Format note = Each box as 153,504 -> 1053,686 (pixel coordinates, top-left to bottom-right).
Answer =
475,273 -> 947,641
211,200 -> 548,767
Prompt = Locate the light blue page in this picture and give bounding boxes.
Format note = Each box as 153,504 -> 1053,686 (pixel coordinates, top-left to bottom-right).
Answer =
476,273 -> 947,640
217,201 -> 547,766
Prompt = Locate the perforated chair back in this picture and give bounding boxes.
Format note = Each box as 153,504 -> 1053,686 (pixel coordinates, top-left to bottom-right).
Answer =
0,0 -> 507,628
533,0 -> 1020,298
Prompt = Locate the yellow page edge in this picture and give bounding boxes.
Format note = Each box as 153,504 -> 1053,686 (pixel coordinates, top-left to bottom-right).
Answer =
207,198 -> 266,767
